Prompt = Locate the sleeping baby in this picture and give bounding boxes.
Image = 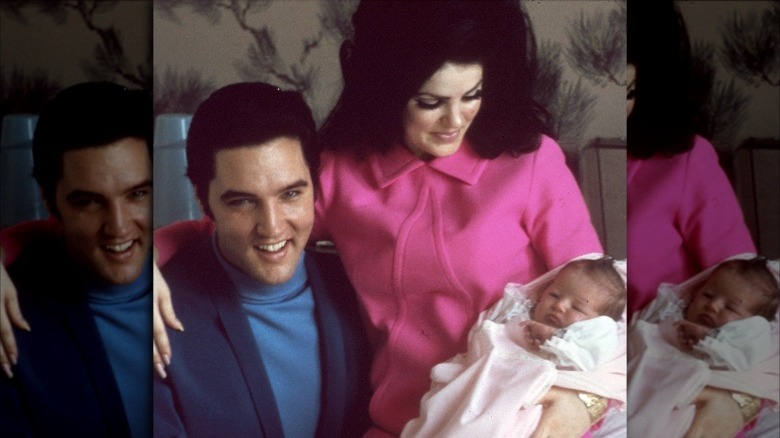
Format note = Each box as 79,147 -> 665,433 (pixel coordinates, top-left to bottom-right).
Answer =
402,255 -> 627,438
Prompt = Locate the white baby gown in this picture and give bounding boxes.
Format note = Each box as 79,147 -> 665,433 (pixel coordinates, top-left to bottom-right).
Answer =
401,254 -> 627,438
627,255 -> 780,438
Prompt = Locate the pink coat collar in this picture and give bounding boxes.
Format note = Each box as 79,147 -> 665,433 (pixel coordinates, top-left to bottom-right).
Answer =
369,140 -> 488,188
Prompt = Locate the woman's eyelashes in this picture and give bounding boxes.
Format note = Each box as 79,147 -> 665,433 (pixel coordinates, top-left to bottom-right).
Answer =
414,99 -> 442,110
414,89 -> 483,110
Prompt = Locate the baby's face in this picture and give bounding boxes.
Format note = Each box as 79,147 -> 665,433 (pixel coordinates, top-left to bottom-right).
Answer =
532,267 -> 606,329
686,269 -> 761,328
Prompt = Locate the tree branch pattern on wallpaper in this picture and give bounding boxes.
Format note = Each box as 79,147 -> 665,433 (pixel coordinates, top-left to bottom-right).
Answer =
1,0 -> 150,90
0,68 -> 62,118
692,41 -> 750,151
535,41 -> 597,154
155,0 -> 357,122
153,67 -> 216,116
719,2 -> 780,88
565,0 -> 626,88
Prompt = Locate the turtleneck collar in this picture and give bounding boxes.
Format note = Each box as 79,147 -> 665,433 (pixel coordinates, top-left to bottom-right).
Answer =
84,254 -> 153,305
211,233 -> 308,305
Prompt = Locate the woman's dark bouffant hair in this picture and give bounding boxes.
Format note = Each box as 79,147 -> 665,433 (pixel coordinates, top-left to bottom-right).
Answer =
320,0 -> 550,160
627,0 -> 698,159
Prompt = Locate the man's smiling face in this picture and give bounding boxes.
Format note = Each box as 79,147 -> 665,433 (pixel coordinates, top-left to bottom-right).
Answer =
54,137 -> 152,284
207,137 -> 314,285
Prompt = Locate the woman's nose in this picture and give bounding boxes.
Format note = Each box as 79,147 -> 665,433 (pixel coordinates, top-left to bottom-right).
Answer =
442,104 -> 465,128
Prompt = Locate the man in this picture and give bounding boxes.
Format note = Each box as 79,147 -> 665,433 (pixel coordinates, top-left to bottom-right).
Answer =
153,82 -> 370,437
0,82 -> 153,437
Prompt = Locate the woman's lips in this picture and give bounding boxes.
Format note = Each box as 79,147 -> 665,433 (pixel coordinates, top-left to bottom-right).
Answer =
431,130 -> 460,143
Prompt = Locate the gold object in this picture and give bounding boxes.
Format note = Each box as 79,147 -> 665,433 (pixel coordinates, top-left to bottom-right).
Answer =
578,392 -> 607,424
731,392 -> 761,423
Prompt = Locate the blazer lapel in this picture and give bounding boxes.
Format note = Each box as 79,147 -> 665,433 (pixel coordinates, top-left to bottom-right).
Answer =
60,297 -> 131,438
306,254 -> 348,436
199,240 -> 285,438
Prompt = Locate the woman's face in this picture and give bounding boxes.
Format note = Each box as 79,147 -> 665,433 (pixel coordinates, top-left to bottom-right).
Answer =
402,62 -> 483,160
627,63 -> 636,117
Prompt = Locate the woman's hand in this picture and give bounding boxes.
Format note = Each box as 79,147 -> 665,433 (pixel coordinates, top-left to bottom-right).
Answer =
1,248 -> 31,378
152,254 -> 183,379
530,387 -> 594,438
683,387 -> 746,438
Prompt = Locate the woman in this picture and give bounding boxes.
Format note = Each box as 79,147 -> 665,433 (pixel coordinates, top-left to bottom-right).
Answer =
626,2 -> 775,437
2,2 -> 621,436
310,2 -> 617,436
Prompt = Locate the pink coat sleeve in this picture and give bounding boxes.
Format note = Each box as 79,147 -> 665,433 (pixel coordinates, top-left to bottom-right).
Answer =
523,138 -> 604,267
0,218 -> 61,265
153,218 -> 214,267
678,138 -> 756,268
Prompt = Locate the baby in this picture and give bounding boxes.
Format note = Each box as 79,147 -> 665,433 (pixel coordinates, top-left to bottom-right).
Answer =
402,255 -> 626,438
670,258 -> 777,370
511,257 -> 626,371
628,256 -> 779,437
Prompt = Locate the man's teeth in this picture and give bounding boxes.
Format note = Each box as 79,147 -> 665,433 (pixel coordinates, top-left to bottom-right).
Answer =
103,241 -> 133,252
256,241 -> 286,252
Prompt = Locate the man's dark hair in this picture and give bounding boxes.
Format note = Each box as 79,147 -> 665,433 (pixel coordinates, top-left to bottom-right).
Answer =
32,82 -> 152,217
185,82 -> 318,217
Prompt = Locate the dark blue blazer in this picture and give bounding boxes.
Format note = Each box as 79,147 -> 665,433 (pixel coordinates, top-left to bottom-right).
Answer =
0,241 -> 134,438
154,237 -> 371,438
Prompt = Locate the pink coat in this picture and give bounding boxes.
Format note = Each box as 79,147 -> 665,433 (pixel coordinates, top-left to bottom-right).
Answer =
313,136 -> 603,435
626,136 -> 755,317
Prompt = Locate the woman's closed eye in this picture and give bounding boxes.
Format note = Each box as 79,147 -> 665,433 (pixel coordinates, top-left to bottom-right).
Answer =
414,89 -> 482,110
463,89 -> 482,102
414,98 -> 443,110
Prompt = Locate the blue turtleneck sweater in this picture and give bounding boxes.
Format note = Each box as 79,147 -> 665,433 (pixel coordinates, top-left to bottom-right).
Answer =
85,257 -> 153,438
213,236 -> 322,437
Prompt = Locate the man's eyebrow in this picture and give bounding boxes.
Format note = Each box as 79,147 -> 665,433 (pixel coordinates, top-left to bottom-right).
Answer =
220,190 -> 257,201
127,180 -> 153,192
219,180 -> 310,201
64,179 -> 153,202
281,180 -> 310,193
416,80 -> 484,99
65,190 -> 105,202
